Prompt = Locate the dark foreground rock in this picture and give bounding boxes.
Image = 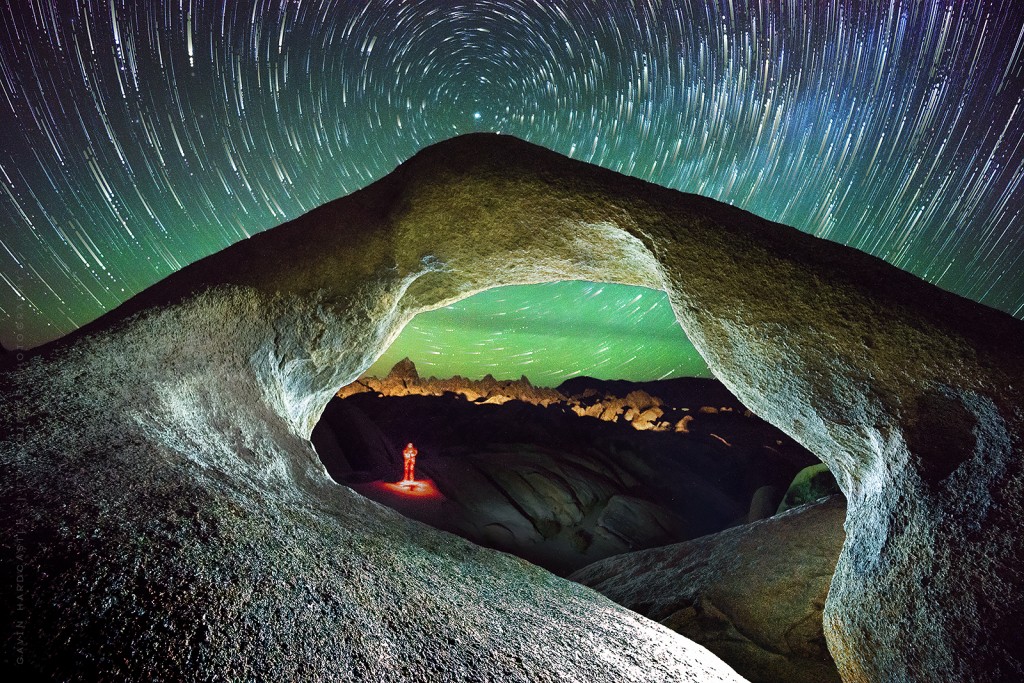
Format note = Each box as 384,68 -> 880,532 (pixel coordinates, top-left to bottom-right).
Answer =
778,463 -> 841,513
2,133 -> 1022,681
316,369 -> 817,575
572,496 -> 847,683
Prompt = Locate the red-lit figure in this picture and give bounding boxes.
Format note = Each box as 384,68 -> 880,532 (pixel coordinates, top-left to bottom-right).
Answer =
402,442 -> 418,483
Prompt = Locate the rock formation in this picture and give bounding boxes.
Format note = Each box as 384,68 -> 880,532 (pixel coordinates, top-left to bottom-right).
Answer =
344,357 -> 770,434
777,463 -> 842,513
2,133 -> 1022,681
0,341 -> 740,680
339,357 -> 566,406
572,495 -> 847,683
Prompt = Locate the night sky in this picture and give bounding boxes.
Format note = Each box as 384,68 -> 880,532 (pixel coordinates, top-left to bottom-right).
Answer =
1,1 -> 1022,382
364,282 -> 712,382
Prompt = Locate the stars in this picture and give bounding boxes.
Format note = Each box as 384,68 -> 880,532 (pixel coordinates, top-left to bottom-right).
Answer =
364,281 -> 710,384
0,0 -> 1021,358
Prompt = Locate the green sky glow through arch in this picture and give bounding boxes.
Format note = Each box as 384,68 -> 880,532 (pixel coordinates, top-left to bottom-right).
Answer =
364,281 -> 711,385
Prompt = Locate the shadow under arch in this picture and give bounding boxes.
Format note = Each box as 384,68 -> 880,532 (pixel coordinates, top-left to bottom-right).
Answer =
12,134 -> 1024,682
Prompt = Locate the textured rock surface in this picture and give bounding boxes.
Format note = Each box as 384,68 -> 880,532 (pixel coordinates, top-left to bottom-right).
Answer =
748,484 -> 785,522
341,358 -> 755,431
0,321 -> 741,681
2,133 -> 1022,680
572,496 -> 847,683
340,357 -> 567,405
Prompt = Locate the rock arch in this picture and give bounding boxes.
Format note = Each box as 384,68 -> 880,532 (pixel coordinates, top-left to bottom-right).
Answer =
3,134 -> 1022,681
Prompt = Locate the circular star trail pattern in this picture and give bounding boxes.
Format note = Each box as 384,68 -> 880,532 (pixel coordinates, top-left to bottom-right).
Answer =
1,1 -> 1022,382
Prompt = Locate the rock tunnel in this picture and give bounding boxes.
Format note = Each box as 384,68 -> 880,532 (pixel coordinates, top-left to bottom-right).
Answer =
3,134 -> 1022,681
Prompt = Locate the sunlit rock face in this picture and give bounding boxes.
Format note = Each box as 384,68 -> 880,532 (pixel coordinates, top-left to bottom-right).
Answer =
339,356 -> 567,407
1,134 -> 1022,680
572,495 -> 847,683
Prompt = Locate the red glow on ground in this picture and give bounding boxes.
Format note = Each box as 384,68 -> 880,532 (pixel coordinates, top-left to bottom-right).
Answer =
378,478 -> 443,499
350,477 -> 451,533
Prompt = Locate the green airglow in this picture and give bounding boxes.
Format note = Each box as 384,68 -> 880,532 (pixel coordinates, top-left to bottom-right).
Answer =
364,281 -> 711,385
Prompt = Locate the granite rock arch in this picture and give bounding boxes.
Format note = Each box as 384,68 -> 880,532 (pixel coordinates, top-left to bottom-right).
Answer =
2,134 -> 1022,681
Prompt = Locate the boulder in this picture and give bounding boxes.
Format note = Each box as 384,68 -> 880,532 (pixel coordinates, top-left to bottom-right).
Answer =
572,496 -> 848,683
595,494 -> 687,548
778,463 -> 841,513
748,484 -> 785,522
387,356 -> 420,384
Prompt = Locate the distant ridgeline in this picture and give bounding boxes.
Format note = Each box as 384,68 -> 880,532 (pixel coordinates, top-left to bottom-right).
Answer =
345,358 -> 753,434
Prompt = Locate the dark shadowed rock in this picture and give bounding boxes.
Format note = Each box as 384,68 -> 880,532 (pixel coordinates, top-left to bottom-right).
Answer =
748,484 -> 785,522
2,133 -> 1022,681
572,495 -> 848,683
778,463 -> 841,513
558,376 -> 743,411
596,494 -> 685,547
320,387 -> 813,575
310,400 -> 397,482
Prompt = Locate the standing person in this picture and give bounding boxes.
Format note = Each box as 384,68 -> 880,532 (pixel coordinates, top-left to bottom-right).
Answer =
402,442 -> 418,482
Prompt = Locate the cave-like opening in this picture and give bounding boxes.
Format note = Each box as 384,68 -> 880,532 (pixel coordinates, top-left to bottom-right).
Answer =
312,279 -> 838,570
310,279 -> 845,682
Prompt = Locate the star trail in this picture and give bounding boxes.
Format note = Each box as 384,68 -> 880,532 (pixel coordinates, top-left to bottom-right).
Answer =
365,282 -> 712,382
1,1 -> 1022,381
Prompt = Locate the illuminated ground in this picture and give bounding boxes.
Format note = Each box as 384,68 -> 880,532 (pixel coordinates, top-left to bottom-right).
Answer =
350,478 -> 452,533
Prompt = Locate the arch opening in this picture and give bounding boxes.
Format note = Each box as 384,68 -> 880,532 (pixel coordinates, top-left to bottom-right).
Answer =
309,279 -> 845,682
363,280 -> 713,383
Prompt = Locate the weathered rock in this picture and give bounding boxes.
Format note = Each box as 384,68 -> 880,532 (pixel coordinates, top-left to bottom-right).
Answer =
676,415 -> 695,432
351,358 -> 567,406
388,355 -> 420,384
748,484 -> 785,522
2,133 -> 1022,680
347,361 -> 784,435
595,494 -> 686,548
557,376 -> 743,410
0,338 -> 740,681
572,496 -> 848,683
